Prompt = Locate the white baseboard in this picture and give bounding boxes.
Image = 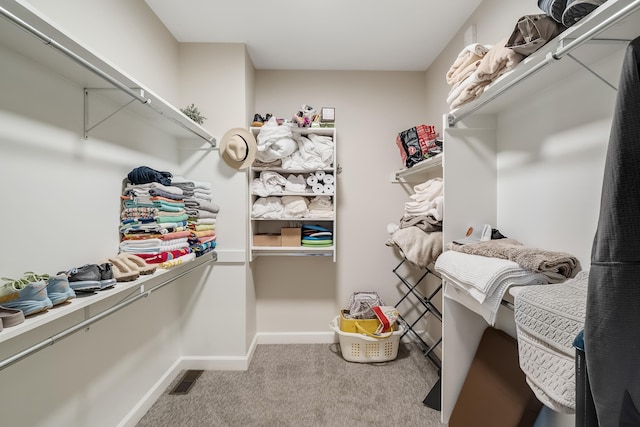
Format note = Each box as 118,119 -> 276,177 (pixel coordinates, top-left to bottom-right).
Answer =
118,335 -> 259,427
256,331 -> 337,345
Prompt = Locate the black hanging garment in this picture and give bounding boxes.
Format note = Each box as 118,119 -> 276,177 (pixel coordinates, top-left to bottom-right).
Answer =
586,36 -> 640,426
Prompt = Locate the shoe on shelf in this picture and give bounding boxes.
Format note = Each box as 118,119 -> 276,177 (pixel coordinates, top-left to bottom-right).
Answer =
251,113 -> 265,127
117,253 -> 156,275
59,264 -> 102,293
24,272 -> 76,306
0,305 -> 25,329
106,258 -> 139,282
97,263 -> 117,290
0,276 -> 53,317
562,0 -> 606,27
537,0 -> 568,23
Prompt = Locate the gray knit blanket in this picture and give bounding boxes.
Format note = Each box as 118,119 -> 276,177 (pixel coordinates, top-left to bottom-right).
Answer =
448,238 -> 579,283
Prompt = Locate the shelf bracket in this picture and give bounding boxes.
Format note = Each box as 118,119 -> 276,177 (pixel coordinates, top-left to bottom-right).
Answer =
566,53 -> 618,91
84,87 -> 146,140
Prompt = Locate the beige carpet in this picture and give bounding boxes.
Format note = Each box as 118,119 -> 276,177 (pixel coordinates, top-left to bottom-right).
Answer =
136,343 -> 444,427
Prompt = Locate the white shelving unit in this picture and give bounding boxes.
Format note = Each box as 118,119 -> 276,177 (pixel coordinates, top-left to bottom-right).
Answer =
0,0 -> 219,371
248,126 -> 337,261
0,1 -> 215,144
439,1 -> 640,424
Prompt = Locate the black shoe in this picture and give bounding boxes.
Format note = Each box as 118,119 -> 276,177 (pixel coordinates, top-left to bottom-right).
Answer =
251,113 -> 265,127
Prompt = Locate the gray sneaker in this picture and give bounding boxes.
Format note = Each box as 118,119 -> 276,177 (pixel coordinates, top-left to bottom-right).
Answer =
60,264 -> 101,292
98,263 -> 117,290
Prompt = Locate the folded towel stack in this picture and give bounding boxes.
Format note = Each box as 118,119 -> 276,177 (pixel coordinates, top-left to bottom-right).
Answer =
435,250 -> 548,325
120,168 -> 217,265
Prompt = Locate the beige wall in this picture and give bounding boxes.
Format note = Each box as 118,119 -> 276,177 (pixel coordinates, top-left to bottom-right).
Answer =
253,70 -> 433,332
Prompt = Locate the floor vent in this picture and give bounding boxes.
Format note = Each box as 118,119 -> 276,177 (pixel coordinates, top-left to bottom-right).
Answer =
169,370 -> 204,395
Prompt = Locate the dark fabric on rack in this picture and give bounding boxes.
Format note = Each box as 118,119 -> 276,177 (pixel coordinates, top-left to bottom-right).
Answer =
127,166 -> 173,186
586,36 -> 640,427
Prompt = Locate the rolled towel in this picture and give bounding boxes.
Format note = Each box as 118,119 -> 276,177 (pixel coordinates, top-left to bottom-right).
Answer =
323,183 -> 334,194
312,183 -> 324,194
315,170 -> 326,181
323,174 -> 334,184
306,175 -> 318,186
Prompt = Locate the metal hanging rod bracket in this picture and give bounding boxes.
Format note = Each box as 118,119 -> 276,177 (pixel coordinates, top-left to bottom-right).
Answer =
566,53 -> 618,91
84,88 -> 146,139
0,5 -> 215,145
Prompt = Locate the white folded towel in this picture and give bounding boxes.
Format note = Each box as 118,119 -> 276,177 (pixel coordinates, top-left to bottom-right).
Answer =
282,195 -> 309,218
285,174 -> 307,193
251,197 -> 284,219
435,250 -> 545,303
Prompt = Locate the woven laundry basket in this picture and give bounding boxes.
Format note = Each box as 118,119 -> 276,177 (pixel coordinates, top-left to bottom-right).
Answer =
330,315 -> 404,363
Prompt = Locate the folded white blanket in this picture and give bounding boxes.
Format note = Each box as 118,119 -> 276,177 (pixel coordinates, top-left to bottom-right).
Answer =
405,195 -> 443,220
281,135 -> 334,170
251,197 -> 284,219
281,195 -> 309,218
410,178 -> 443,203
437,250 -> 548,325
285,174 -> 307,193
256,122 -> 298,162
435,250 -> 539,303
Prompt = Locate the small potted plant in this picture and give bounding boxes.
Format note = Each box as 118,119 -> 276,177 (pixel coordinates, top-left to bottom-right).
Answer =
181,103 -> 206,125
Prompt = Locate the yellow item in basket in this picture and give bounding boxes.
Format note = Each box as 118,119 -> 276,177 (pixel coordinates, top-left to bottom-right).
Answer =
339,310 -> 394,336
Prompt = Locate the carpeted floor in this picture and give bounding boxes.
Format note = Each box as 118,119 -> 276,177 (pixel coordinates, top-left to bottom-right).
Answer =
136,343 -> 444,427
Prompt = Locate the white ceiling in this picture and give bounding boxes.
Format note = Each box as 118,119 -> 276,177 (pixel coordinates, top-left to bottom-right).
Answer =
144,0 -> 483,71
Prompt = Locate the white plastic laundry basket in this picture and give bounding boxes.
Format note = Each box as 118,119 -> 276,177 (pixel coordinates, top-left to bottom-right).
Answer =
329,315 -> 404,363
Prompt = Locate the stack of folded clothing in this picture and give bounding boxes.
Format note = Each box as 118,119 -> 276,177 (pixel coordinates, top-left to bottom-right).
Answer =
447,237 -> 579,284
446,11 -> 568,110
120,166 -> 195,267
400,177 -> 443,233
301,224 -> 333,247
172,176 -> 217,259
307,196 -> 334,218
435,250 -> 549,325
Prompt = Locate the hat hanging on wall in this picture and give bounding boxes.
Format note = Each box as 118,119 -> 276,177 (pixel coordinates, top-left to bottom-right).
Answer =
219,128 -> 257,170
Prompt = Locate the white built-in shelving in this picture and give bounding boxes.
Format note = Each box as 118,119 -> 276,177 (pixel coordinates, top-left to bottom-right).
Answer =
248,126 -> 337,261
439,1 -> 640,424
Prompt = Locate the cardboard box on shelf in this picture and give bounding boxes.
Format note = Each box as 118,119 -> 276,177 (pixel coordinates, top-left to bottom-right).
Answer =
253,234 -> 281,247
281,228 -> 301,247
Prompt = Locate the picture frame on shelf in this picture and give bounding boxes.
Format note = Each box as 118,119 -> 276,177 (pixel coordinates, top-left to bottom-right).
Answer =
321,107 -> 335,123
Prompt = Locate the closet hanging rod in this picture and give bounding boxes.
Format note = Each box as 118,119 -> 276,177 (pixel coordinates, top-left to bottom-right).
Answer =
0,6 -> 148,106
0,252 -> 216,373
447,0 -> 640,127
